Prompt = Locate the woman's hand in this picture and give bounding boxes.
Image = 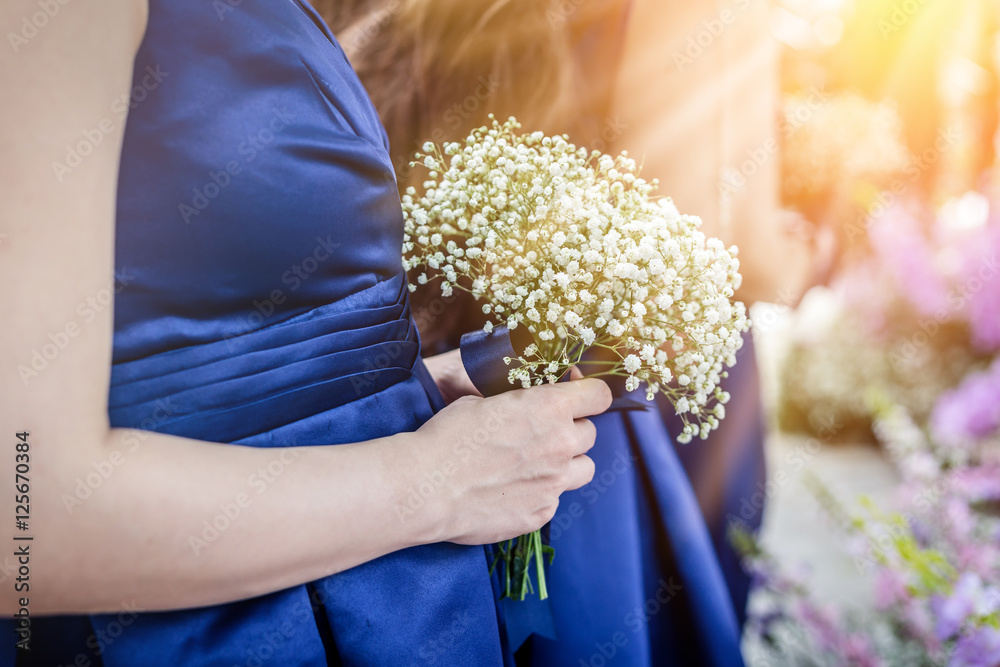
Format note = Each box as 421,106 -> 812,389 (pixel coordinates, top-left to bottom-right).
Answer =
423,348 -> 481,404
401,378 -> 612,545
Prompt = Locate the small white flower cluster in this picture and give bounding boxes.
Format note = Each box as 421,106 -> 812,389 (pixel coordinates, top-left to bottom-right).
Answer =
402,116 -> 749,442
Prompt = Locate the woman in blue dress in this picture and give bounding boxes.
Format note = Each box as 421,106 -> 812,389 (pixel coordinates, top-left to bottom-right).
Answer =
0,0 -> 614,664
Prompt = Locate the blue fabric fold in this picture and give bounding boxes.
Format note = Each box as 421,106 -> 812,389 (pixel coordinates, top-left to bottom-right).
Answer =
460,325 -> 524,397
500,596 -> 558,652
84,275 -> 505,667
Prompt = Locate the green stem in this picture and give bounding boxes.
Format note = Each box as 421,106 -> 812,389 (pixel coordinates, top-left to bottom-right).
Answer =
533,530 -> 548,600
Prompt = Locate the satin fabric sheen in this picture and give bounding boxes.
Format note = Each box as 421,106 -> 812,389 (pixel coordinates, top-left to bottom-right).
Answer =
664,333 -> 767,632
11,1 -> 504,664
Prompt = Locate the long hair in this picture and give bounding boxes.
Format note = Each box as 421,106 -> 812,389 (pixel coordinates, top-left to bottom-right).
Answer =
313,0 -> 621,189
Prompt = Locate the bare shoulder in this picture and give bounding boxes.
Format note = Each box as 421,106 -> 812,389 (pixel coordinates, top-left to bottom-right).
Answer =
0,0 -> 148,177
0,0 -> 148,441
1,0 -> 147,97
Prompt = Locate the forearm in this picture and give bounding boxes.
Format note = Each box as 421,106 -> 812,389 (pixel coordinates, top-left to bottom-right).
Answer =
22,424 -> 440,615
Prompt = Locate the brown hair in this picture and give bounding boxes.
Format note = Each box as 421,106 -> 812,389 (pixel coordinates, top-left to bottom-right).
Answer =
313,0 -> 624,189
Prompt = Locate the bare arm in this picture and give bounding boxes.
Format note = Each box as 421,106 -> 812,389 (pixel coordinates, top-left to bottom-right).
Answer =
0,0 -> 608,615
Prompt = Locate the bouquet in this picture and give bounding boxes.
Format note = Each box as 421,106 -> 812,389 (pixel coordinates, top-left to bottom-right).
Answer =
401,116 -> 749,600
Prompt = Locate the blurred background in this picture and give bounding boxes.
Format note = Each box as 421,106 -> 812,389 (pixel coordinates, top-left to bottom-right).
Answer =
745,0 -> 1000,664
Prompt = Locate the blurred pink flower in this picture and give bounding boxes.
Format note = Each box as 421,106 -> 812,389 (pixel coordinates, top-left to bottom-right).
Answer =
867,204 -> 951,319
874,568 -> 909,609
794,599 -> 883,666
958,223 -> 1000,353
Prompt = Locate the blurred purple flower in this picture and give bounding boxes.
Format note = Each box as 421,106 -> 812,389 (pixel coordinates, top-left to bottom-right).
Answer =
903,597 -> 944,654
931,358 -> 1000,448
931,573 -> 992,641
951,626 -> 1000,667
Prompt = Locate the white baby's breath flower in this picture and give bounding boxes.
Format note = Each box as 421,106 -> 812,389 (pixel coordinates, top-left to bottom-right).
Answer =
623,355 -> 642,374
400,116 -> 748,442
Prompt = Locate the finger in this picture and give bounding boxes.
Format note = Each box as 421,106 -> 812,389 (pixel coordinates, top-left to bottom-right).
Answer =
555,378 -> 613,418
569,365 -> 584,381
564,454 -> 596,491
572,417 -> 597,455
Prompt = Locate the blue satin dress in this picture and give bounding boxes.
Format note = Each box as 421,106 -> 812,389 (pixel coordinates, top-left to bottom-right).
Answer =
12,1 -> 503,665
